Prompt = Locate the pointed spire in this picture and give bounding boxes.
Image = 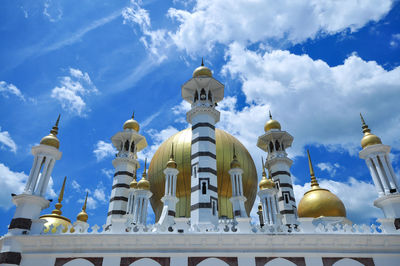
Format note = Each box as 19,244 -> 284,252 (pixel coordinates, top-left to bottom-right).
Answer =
170,143 -> 174,160
50,114 -> 61,136
142,158 -> 147,177
166,143 -> 177,168
52,176 -> 66,215
307,150 -> 319,188
261,156 -> 266,178
132,111 -> 135,119
201,57 -> 204,66
77,192 -> 89,222
360,113 -> 370,134
269,110 -> 272,120
230,144 -> 241,168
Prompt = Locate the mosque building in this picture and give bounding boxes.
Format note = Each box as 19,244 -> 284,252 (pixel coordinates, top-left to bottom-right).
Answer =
0,62 -> 399,266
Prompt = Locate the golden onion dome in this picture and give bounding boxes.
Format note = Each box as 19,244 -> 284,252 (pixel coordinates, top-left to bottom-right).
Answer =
298,151 -> 346,218
123,112 -> 140,132
166,157 -> 177,169
40,115 -> 61,149
360,114 -> 382,148
193,58 -> 212,78
264,111 -> 281,132
230,150 -> 241,169
138,177 -> 150,190
148,128 -> 257,220
258,167 -> 274,190
76,192 -> 89,223
130,178 -> 138,189
40,177 -> 72,233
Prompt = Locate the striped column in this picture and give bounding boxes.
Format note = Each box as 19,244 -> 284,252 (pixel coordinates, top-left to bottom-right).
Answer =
106,157 -> 136,226
188,108 -> 220,228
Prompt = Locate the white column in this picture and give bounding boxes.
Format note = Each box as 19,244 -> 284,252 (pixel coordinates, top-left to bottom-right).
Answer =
372,157 -> 390,194
379,154 -> 398,191
366,158 -> 384,195
29,155 -> 44,192
39,159 -> 55,196
385,154 -> 400,189
34,158 -> 50,195
25,156 -> 38,191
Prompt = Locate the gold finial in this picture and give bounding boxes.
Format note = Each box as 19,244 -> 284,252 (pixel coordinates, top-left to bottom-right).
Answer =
132,111 -> 135,119
261,156 -> 266,178
143,158 -> 147,177
51,114 -> 60,135
230,144 -> 241,168
201,57 -> 204,66
264,110 -> 281,132
307,150 -> 319,188
123,112 -> 140,131
52,176 -> 66,215
166,143 -> 177,168
77,192 -> 89,222
40,114 -> 61,149
138,158 -> 150,190
359,113 -> 382,148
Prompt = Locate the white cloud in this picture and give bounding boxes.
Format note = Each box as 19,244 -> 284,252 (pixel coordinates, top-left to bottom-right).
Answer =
79,184 -> 108,210
138,126 -> 179,161
93,187 -> 106,203
47,177 -> 57,198
0,163 -> 27,210
43,0 -> 63,22
317,162 -> 341,177
294,177 -> 382,224
71,180 -> 81,192
51,68 -> 98,117
168,0 -> 393,54
101,168 -> 114,179
220,44 -> 400,157
123,0 -> 169,62
0,81 -> 26,101
93,140 -> 116,161
390,33 -> 400,48
171,100 -> 191,123
0,127 -> 17,153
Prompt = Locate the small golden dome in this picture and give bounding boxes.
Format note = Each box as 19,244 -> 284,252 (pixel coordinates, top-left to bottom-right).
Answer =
130,178 -> 138,189
123,112 -> 140,132
360,114 -> 382,148
40,177 -> 72,233
298,151 -> 346,218
264,111 -> 281,132
259,166 -> 274,190
230,147 -> 241,169
166,144 -> 177,168
77,192 -> 89,223
138,158 -> 150,190
40,115 -> 60,149
193,58 -> 212,78
258,202 -> 262,211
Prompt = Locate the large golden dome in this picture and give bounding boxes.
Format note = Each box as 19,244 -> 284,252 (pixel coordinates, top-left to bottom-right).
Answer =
148,128 -> 257,221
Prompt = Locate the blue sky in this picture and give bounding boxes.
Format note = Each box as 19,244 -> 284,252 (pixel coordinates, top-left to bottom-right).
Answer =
1,0 -> 400,234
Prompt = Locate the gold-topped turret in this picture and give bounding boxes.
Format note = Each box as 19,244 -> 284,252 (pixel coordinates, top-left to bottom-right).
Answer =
258,157 -> 275,190
360,113 -> 382,149
264,111 -> 281,132
138,158 -> 150,190
40,177 -> 72,233
123,112 -> 140,132
130,169 -> 138,189
77,192 -> 89,223
166,144 -> 177,169
193,58 -> 212,78
297,151 -> 346,218
40,114 -> 61,149
230,145 -> 241,169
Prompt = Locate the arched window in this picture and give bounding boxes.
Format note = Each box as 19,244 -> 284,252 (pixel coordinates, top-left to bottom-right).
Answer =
275,140 -> 280,151
200,88 -> 206,100
202,182 -> 207,194
269,141 -> 274,152
212,200 -> 216,216
194,91 -> 199,102
124,140 -> 129,151
208,90 -> 212,102
130,142 -> 135,153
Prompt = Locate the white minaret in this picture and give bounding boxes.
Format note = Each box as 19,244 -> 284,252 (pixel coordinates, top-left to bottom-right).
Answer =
228,148 -> 247,218
257,112 -> 298,226
182,60 -> 224,229
106,113 -> 147,227
132,159 -> 152,226
257,159 -> 280,226
157,146 -> 179,227
0,116 -> 62,265
126,169 -> 138,216
359,114 -> 400,227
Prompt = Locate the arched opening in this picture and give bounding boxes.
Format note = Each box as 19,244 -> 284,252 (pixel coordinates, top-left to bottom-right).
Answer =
63,259 -> 94,266
275,140 -> 280,151
129,258 -> 161,266
265,258 -> 296,266
333,258 -> 364,266
124,140 -> 129,151
130,142 -> 135,153
197,258 -> 230,266
269,141 -> 274,152
200,88 -> 206,100
208,90 -> 212,102
194,90 -> 199,102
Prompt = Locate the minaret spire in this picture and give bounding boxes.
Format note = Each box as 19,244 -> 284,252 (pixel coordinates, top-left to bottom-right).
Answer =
50,114 -> 61,136
201,57 -> 204,66
77,192 -> 89,222
307,150 -> 319,188
53,176 -> 67,215
269,110 -> 272,120
360,113 -> 371,134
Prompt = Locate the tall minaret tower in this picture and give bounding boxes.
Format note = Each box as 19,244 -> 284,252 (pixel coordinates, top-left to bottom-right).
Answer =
228,148 -> 247,218
257,112 -> 298,226
359,114 -> 400,227
0,116 -> 62,266
182,59 -> 224,229
106,113 -> 147,227
258,159 -> 280,226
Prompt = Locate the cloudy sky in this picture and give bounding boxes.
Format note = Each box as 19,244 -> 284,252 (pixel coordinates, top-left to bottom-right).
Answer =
0,0 -> 399,233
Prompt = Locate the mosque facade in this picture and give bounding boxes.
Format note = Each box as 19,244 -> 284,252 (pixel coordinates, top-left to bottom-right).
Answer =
0,63 -> 399,266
